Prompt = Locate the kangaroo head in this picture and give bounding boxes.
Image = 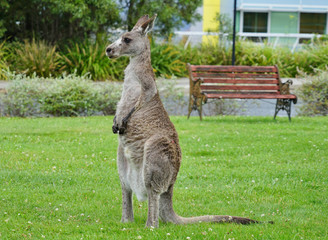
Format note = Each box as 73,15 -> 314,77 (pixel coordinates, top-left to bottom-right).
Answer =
106,14 -> 157,59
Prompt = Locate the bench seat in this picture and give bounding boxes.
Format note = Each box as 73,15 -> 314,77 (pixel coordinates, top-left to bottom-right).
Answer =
187,64 -> 297,120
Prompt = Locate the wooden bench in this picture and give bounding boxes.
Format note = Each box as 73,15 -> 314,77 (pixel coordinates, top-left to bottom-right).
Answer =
187,64 -> 297,121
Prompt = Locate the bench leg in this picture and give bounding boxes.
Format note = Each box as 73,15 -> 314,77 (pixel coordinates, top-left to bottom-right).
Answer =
197,98 -> 203,121
187,95 -> 193,119
274,99 -> 292,121
188,95 -> 204,121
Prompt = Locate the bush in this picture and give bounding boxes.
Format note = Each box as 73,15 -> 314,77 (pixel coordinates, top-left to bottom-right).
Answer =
295,42 -> 328,75
235,41 -> 297,77
1,72 -> 47,116
182,42 -> 230,66
157,76 -> 187,114
14,39 -> 63,77
150,39 -> 186,78
4,37 -> 328,81
0,40 -> 9,80
60,39 -> 128,81
296,70 -> 328,116
1,72 -> 122,117
93,82 -> 122,115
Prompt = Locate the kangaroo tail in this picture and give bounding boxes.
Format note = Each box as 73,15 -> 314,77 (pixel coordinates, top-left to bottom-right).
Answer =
159,191 -> 264,225
176,215 -> 259,225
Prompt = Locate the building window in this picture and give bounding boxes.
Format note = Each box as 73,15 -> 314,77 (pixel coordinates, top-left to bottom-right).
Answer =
300,13 -> 326,34
243,12 -> 268,33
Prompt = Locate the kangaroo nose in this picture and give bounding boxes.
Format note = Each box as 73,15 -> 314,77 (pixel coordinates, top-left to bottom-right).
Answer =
106,47 -> 112,54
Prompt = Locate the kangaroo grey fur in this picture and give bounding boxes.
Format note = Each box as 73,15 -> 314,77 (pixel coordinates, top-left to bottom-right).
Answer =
106,14 -> 258,228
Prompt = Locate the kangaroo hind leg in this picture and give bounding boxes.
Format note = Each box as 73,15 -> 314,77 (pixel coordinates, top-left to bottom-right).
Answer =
143,135 -> 177,227
117,144 -> 134,223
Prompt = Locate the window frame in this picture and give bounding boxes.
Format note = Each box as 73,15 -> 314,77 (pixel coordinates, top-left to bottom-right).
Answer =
299,12 -> 327,34
241,11 -> 270,33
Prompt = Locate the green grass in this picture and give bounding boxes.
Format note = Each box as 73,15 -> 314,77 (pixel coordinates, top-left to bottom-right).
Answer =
0,116 -> 327,239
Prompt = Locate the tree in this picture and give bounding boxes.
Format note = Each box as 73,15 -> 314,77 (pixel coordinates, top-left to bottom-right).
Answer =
0,0 -> 9,39
119,0 -> 202,36
0,0 -> 202,42
0,0 -> 120,43
215,13 -> 233,40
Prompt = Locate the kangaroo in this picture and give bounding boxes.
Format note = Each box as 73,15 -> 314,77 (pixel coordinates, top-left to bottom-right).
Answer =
106,14 -> 258,228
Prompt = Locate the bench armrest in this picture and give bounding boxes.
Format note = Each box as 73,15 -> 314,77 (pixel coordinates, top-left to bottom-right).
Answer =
281,79 -> 293,95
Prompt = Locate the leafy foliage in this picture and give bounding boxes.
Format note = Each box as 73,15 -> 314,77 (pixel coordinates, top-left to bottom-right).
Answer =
0,0 -> 9,38
0,40 -> 10,80
150,39 -> 186,78
119,0 -> 202,36
235,41 -> 295,77
0,0 -> 120,42
0,0 -> 202,42
4,37 -> 328,80
60,39 -> 128,81
182,43 -> 231,66
14,39 -> 63,77
157,76 -> 186,113
296,70 -> 328,116
1,73 -> 122,117
1,72 -> 47,117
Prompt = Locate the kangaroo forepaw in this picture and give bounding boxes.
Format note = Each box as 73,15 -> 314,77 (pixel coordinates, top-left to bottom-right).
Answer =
118,126 -> 126,135
112,124 -> 119,134
112,115 -> 119,134
118,107 -> 136,135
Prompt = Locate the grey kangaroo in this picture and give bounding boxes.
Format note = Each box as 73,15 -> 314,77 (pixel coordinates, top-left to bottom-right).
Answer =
106,14 -> 258,227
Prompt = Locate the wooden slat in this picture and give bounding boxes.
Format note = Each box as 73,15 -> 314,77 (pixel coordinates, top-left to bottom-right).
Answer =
200,85 -> 280,91
191,65 -> 277,73
205,93 -> 297,99
202,78 -> 279,84
193,72 -> 279,79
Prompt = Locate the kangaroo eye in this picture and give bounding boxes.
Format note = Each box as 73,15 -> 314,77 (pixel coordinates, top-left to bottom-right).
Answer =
123,37 -> 132,44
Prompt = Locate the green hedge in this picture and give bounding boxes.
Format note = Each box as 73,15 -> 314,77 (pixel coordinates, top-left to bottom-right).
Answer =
296,69 -> 328,116
1,73 -> 122,117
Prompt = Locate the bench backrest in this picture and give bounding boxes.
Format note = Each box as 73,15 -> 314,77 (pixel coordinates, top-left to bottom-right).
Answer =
187,64 -> 282,95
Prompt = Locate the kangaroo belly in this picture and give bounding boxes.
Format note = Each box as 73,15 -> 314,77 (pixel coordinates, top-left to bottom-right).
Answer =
120,138 -> 148,202
127,163 -> 148,202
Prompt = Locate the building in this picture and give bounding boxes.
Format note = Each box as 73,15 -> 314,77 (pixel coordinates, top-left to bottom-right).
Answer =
177,0 -> 328,49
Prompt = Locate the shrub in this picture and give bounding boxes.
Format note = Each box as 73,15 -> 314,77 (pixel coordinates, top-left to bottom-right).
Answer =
150,39 -> 186,78
14,39 -> 63,77
295,42 -> 328,75
157,76 -> 187,114
0,40 -> 9,80
1,72 -> 122,117
40,74 -> 101,116
1,72 -> 47,116
182,43 -> 230,66
92,82 -> 122,115
60,39 -> 128,81
235,41 -> 296,77
296,70 -> 328,116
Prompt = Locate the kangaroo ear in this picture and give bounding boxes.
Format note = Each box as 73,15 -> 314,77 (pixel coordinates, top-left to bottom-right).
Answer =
132,15 -> 149,31
139,14 -> 157,35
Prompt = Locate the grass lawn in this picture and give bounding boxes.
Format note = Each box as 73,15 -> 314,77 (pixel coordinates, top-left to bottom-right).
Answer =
0,116 -> 327,239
